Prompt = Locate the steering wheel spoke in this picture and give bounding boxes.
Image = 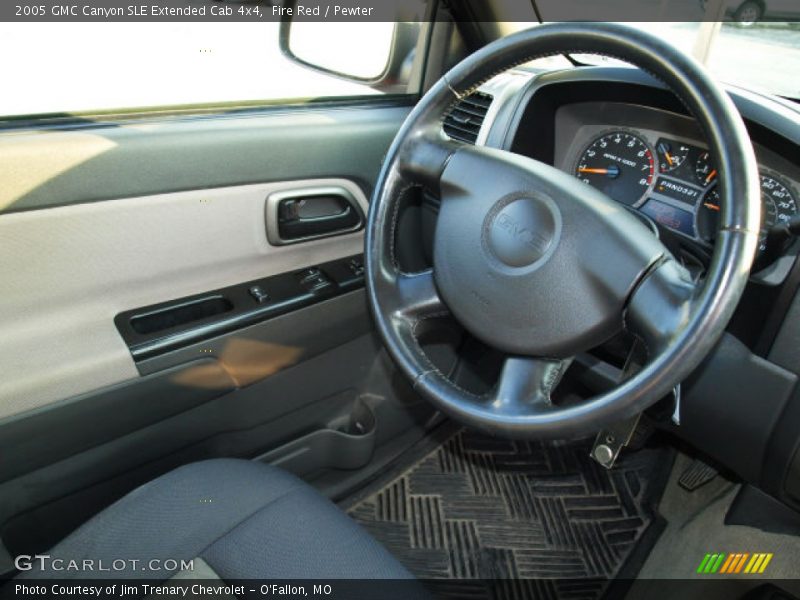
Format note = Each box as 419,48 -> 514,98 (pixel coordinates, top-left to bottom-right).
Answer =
625,258 -> 697,357
395,269 -> 447,321
396,129 -> 459,194
490,356 -> 573,416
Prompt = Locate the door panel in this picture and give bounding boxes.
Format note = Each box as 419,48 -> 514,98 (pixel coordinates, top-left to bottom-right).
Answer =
0,103 -> 408,418
0,101 -> 439,565
0,177 -> 367,417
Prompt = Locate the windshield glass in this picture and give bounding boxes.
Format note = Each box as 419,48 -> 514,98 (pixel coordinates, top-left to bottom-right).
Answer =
575,22 -> 800,100
502,20 -> 800,100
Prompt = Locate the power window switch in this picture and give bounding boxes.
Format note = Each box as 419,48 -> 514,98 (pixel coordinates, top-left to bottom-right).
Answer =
348,258 -> 364,277
297,267 -> 322,282
249,286 -> 269,303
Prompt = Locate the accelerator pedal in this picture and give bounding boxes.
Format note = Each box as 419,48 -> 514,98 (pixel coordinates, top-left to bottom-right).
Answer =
678,458 -> 718,491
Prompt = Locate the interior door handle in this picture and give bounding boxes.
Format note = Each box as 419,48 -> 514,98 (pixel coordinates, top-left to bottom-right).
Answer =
265,185 -> 365,245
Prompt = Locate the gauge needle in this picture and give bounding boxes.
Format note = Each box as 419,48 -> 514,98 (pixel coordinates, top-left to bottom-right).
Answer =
705,169 -> 717,185
578,165 -> 620,178
704,202 -> 720,211
664,152 -> 674,166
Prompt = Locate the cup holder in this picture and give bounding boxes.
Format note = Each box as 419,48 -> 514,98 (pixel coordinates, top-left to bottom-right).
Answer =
254,399 -> 377,477
339,399 -> 376,436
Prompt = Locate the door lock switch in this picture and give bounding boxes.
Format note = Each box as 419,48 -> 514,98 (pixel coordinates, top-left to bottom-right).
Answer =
297,267 -> 322,282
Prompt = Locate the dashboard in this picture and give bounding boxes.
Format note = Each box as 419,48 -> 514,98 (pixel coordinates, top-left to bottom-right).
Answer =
463,68 -> 800,512
554,101 -> 800,267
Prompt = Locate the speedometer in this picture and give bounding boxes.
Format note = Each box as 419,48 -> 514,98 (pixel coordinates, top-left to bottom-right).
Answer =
696,174 -> 798,254
575,131 -> 654,207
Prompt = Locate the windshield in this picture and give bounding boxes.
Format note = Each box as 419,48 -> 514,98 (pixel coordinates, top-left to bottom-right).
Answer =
574,22 -> 800,100
501,20 -> 800,100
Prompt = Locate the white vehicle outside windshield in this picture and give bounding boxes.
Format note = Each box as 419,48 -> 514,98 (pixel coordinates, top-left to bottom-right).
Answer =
580,22 -> 800,100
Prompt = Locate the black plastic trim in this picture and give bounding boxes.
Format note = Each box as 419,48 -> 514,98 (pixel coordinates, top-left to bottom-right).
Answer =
676,333 -> 798,485
115,254 -> 365,361
726,485 -> 800,533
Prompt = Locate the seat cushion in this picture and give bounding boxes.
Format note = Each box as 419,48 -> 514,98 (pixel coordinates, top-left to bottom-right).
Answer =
18,459 -> 412,580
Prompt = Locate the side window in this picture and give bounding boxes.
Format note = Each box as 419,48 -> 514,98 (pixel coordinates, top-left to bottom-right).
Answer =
0,20 -> 424,118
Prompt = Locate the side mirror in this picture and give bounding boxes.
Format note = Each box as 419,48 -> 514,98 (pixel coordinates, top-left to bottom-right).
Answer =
279,17 -> 422,92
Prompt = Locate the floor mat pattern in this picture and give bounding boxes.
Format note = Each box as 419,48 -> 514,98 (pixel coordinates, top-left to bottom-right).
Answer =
347,429 -> 667,597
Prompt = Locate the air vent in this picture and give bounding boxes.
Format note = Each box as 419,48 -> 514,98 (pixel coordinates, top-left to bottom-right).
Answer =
443,91 -> 493,144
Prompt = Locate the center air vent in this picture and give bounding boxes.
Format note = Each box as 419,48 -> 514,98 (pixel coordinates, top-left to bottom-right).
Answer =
443,91 -> 494,144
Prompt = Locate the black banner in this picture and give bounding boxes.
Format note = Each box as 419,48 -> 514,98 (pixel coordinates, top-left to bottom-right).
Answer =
4,579 -> 800,600
4,0 -> 799,22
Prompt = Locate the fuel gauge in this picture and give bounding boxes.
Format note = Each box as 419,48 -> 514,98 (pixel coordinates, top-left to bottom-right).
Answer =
657,140 -> 689,173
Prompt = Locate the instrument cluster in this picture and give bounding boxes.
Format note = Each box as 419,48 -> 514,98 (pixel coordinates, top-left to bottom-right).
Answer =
572,129 -> 798,260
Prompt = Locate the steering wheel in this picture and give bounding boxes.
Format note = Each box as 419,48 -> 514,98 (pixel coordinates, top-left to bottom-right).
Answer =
365,22 -> 761,439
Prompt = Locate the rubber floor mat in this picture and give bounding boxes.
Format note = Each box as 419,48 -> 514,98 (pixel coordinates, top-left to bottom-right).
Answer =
347,428 -> 670,598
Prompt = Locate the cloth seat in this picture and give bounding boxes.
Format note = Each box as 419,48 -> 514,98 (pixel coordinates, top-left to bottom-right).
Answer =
19,459 -> 412,581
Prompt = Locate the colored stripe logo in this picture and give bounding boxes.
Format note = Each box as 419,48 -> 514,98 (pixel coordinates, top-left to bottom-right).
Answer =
697,553 -> 773,574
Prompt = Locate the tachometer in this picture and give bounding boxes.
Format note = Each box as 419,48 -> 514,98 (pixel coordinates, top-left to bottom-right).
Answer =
696,174 -> 798,254
575,131 -> 654,206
